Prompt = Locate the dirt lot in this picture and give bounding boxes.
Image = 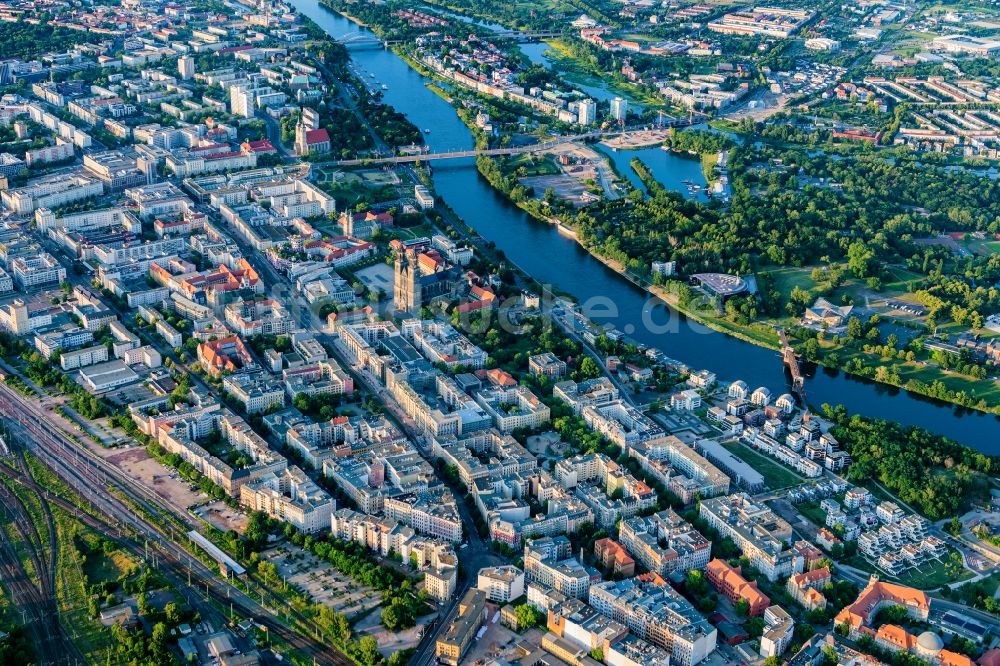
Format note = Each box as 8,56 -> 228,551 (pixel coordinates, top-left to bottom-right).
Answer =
265,546 -> 382,619
602,128 -> 672,149
94,446 -> 241,532
464,620 -> 541,665
354,606 -> 437,657
522,142 -> 620,204
521,173 -> 595,208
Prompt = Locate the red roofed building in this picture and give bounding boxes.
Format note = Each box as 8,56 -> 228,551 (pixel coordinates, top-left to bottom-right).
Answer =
240,139 -> 277,156
979,649 -> 1000,666
197,336 -> 255,377
786,566 -> 831,610
706,558 -> 770,616
834,575 -> 930,636
594,538 -> 636,578
301,128 -> 330,155
482,368 -> 517,387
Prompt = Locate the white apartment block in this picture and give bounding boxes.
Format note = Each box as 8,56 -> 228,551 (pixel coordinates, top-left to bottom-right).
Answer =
384,490 -> 463,542
223,372 -> 286,414
553,377 -> 620,414
589,578 -> 717,666
11,253 -> 66,289
618,509 -> 712,577
60,344 -> 109,370
475,385 -> 550,433
477,565 -> 525,603
2,173 -> 103,215
35,207 -> 142,234
524,537 -> 595,600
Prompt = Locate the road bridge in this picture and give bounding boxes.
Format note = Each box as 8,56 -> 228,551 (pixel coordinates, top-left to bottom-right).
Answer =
335,30 -> 563,49
317,121 -> 701,167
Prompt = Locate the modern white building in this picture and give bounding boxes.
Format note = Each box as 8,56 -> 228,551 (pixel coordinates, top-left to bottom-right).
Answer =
11,253 -> 66,289
477,565 -> 525,603
610,97 -> 628,121
179,56 -> 196,80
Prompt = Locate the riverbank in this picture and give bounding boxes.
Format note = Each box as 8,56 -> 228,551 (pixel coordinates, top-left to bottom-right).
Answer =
292,0 -> 1000,449
477,151 -> 1000,415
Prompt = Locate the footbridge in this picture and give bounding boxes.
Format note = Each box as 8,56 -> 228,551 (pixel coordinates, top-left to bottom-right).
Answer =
778,329 -> 806,403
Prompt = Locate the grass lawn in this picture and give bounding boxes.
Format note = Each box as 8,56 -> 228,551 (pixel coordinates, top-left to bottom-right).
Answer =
963,237 -> 1000,256
797,501 -> 828,528
721,441 -> 805,490
81,541 -> 135,586
890,552 -> 972,589
814,341 -> 1000,410
52,508 -> 115,662
506,153 -> 560,177
768,267 -> 819,302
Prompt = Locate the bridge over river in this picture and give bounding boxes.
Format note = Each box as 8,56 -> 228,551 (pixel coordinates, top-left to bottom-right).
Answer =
315,121 -> 703,167
336,30 -> 565,49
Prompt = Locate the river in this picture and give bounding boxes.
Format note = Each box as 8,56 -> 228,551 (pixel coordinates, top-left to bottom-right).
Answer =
292,0 -> 1000,454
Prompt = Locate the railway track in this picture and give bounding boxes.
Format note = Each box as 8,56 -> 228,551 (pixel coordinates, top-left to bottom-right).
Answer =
0,460 -> 86,664
0,385 -> 355,666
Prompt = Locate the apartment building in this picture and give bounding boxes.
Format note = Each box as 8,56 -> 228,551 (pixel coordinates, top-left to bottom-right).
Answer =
383,489 -> 462,542
787,567 -> 831,611
834,576 -> 930,637
239,466 -> 335,533
11,252 -> 67,289
618,509 -> 711,577
589,577 -> 717,666
402,319 -> 488,370
593,538 -> 636,578
224,298 -> 293,337
223,372 -> 286,414
475,385 -> 550,433
699,494 -> 803,581
436,589 -> 487,666
706,559 -> 770,616
760,606 -> 794,658
554,377 -> 620,414
529,352 -> 567,378
60,343 -> 109,370
524,536 -> 599,600
582,400 -> 664,449
2,173 -> 102,215
632,435 -> 730,502
477,565 -> 525,603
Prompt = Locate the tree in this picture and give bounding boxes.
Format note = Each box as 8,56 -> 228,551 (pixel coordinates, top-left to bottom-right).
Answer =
763,657 -> 781,666
513,604 -> 543,629
944,516 -> 963,537
734,599 -> 750,617
358,635 -> 381,666
847,316 -> 863,339
164,602 -> 181,625
590,648 -> 604,662
847,241 -> 875,279
578,356 -> 602,380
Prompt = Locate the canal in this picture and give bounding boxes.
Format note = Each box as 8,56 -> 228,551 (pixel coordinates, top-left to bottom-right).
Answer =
292,0 -> 1000,454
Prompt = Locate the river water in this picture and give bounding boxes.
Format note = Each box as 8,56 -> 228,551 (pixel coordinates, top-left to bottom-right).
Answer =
292,0 -> 1000,454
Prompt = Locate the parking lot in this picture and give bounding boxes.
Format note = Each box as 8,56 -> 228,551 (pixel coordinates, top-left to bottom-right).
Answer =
264,546 -> 382,619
